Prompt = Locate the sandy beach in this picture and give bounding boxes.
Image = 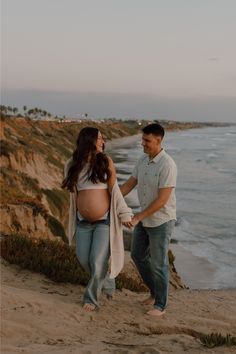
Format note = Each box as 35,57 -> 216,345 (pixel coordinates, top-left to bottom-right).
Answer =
1,257 -> 236,354
170,244 -> 218,290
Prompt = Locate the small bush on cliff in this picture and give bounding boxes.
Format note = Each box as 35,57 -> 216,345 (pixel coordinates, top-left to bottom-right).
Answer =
0,168 -> 42,201
116,273 -> 147,292
0,234 -> 89,284
21,199 -> 48,217
168,249 -> 175,265
200,332 -> 236,348
17,138 -> 29,147
0,182 -> 27,204
0,234 -> 146,292
52,141 -> 72,159
47,215 -> 67,242
46,154 -> 63,169
0,140 -> 15,157
42,189 -> 69,215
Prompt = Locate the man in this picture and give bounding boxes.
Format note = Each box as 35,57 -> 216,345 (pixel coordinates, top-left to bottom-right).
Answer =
121,123 -> 177,317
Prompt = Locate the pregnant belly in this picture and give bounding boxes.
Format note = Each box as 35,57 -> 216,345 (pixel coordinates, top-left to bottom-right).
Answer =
76,189 -> 110,222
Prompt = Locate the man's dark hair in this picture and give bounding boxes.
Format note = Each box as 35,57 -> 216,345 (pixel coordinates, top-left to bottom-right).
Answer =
142,123 -> 165,138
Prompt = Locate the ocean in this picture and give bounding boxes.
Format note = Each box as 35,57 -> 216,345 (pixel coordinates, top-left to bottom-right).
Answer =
107,125 -> 236,289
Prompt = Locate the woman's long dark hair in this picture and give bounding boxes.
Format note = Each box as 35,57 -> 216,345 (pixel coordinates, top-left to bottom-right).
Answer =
62,127 -> 111,192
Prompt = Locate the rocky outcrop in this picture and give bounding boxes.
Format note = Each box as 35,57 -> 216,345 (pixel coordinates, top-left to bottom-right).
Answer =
0,204 -> 55,239
1,149 -> 61,189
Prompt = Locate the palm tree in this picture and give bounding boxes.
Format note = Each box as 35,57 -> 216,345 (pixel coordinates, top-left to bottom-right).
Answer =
13,107 -> 18,116
7,106 -> 13,115
0,105 -> 7,113
27,109 -> 34,117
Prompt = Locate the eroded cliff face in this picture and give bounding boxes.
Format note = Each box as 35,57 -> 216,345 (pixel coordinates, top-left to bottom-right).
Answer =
0,204 -> 56,239
0,116 -> 136,241
1,149 -> 62,189
1,118 -> 71,239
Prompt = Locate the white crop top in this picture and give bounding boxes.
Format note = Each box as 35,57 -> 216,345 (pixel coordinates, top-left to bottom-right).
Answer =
77,165 -> 107,191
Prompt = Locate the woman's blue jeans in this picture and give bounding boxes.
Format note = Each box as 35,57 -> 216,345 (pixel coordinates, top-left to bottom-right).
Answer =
75,217 -> 115,307
131,220 -> 175,311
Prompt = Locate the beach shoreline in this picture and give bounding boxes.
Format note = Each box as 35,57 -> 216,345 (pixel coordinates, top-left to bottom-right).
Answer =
170,244 -> 219,290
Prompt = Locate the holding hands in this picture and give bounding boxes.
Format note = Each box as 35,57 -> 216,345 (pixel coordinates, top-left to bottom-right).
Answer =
122,213 -> 141,229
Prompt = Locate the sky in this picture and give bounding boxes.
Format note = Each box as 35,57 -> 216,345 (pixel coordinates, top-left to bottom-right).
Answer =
1,0 -> 236,122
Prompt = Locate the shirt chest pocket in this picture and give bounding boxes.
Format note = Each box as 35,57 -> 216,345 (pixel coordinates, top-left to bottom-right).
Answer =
140,165 -> 160,189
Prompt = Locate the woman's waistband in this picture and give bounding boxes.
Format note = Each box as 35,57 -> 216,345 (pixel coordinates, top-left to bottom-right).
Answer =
77,210 -> 110,225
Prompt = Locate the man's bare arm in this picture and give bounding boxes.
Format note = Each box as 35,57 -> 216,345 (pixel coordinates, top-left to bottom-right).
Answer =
120,176 -> 137,196
129,187 -> 174,226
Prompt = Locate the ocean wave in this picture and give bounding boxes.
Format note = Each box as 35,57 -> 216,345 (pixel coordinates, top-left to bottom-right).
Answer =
206,152 -> 218,158
225,131 -> 236,135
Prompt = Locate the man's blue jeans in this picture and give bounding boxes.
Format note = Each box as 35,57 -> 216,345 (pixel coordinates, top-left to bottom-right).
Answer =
131,220 -> 175,311
76,218 -> 115,307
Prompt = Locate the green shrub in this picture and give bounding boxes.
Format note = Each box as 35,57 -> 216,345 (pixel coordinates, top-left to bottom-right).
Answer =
0,168 -> 41,198
51,141 -> 72,159
116,272 -> 147,292
200,333 -> 236,348
46,154 -> 63,169
0,182 -> 30,204
21,177 -> 41,195
168,249 -> 175,265
19,199 -> 48,217
0,234 -> 88,284
47,215 -> 67,242
0,140 -> 15,157
0,233 -> 146,292
42,188 -> 69,215
18,138 -> 29,146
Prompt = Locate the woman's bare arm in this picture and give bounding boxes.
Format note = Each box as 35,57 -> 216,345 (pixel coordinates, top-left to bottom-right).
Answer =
107,156 -> 117,193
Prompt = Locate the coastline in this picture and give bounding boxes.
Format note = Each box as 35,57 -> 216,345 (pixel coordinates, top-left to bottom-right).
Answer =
106,133 -> 141,151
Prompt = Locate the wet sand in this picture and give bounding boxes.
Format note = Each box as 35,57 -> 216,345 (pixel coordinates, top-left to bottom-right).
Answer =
170,244 -> 218,289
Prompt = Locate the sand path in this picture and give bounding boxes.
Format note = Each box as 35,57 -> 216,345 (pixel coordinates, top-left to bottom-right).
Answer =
1,260 -> 236,354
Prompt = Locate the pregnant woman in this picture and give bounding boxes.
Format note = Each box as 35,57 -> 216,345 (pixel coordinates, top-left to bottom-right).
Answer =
62,127 -> 132,311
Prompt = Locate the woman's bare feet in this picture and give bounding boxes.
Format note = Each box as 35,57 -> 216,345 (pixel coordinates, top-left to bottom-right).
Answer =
146,309 -> 166,317
139,296 -> 155,305
83,303 -> 96,311
106,294 -> 113,300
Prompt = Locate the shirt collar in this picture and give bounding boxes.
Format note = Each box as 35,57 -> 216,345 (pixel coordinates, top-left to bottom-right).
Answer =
148,148 -> 165,164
